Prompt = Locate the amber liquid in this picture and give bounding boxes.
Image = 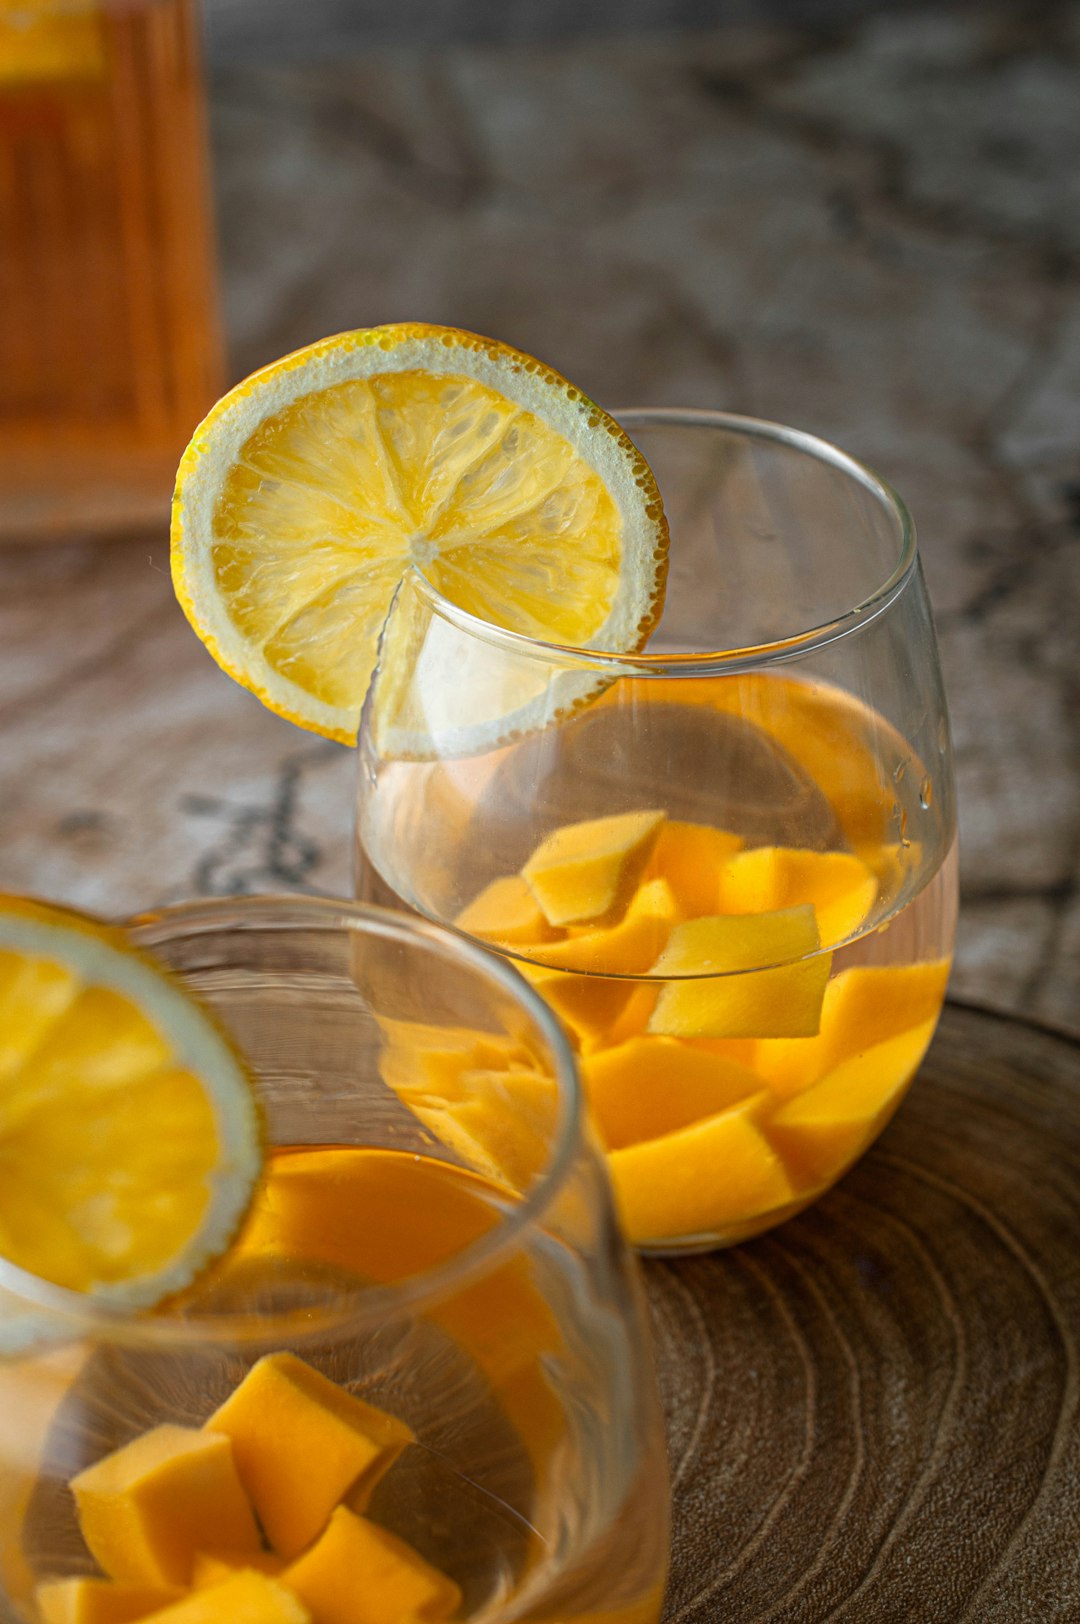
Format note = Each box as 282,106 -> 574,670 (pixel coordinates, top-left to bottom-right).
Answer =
0,0 -> 222,540
10,1147 -> 668,1624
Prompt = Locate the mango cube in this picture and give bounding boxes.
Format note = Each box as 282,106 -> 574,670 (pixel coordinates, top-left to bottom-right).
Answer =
583,1036 -> 762,1149
600,983 -> 660,1049
653,905 -> 820,975
650,959 -> 832,1041
753,959 -> 951,1098
284,1506 -> 461,1624
405,1070 -> 555,1192
522,810 -> 666,926
767,1019 -> 937,1181
192,1549 -> 284,1588
70,1426 -> 260,1587
521,963 -> 638,1049
645,820 -> 744,916
455,874 -> 561,947
536,877 -> 678,974
609,1095 -> 795,1244
35,1579 -> 182,1624
716,846 -> 878,948
138,1570 -> 310,1624
206,1353 -> 414,1559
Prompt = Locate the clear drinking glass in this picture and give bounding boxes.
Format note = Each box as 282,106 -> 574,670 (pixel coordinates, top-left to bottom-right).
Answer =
355,409 -> 959,1254
0,897 -> 669,1624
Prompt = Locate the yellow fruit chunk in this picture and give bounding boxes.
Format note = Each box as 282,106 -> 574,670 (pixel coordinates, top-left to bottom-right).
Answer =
653,905 -> 820,974
647,908 -> 828,1040
767,1019 -> 938,1182
70,1426 -> 260,1587
193,1550 -> 285,1588
455,875 -> 561,948
35,1579 -> 182,1624
207,1353 -> 414,1560
754,959 -> 951,1099
171,325 -> 669,745
230,1147 -> 565,1482
645,821 -> 744,916
378,1029 -> 527,1100
583,1036 -> 762,1149
137,1571 -> 310,1624
716,846 -> 878,948
404,1070 -> 555,1193
535,877 -> 678,974
599,983 -> 660,1049
648,954 -> 832,1040
523,811 -> 666,927
609,1096 -> 795,1244
682,1035 -> 759,1067
283,1506 -> 461,1624
376,1018 -> 529,1065
471,1066 -> 556,1126
521,963 -> 638,1050
0,896 -> 260,1317
377,1019 -> 531,1081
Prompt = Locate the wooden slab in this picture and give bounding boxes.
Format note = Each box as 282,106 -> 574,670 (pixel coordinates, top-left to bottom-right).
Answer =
646,1000 -> 1080,1622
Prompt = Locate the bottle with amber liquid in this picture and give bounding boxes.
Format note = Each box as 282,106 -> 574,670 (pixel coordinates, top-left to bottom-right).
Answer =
0,0 -> 222,541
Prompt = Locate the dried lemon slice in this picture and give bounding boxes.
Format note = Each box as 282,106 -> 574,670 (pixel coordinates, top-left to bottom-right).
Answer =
0,895 -> 260,1339
172,324 -> 668,746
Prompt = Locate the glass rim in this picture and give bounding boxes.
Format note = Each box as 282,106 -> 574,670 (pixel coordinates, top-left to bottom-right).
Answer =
404,407 -> 919,677
0,895 -> 586,1346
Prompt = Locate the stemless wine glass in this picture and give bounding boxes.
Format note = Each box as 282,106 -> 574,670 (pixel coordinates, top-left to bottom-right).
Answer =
356,410 -> 958,1255
0,897 -> 669,1624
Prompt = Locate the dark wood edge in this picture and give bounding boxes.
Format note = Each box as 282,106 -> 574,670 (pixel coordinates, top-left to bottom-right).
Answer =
943,994 -> 1080,1051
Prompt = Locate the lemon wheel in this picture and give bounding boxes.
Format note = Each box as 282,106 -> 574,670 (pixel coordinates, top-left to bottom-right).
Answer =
171,325 -> 668,745
0,896 -> 261,1337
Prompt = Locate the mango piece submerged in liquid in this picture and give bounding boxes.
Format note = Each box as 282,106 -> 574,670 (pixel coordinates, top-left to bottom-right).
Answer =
192,1550 -> 285,1588
70,1426 -> 260,1587
35,1579 -> 182,1624
283,1506 -> 461,1624
454,873 -> 561,948
522,810 -> 666,927
583,1036 -> 761,1150
536,877 -> 679,974
766,1018 -> 939,1181
134,1571 -> 310,1624
754,960 -> 951,1099
649,958 -> 832,1041
716,846 -> 878,948
644,820 -> 744,916
404,1068 -> 556,1193
206,1354 -> 414,1559
609,1095 -> 796,1244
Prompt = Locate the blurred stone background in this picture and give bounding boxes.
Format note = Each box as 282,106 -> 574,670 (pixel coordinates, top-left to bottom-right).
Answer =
1,0 -> 1077,1028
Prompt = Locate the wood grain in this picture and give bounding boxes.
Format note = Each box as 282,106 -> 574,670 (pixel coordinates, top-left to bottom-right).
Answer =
646,1001 -> 1080,1622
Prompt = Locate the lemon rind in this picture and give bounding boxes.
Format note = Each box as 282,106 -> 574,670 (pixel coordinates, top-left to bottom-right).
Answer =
171,324 -> 668,746
0,906 -> 261,1345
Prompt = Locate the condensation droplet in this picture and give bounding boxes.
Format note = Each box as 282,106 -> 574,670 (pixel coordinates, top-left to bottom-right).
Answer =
920,777 -> 933,809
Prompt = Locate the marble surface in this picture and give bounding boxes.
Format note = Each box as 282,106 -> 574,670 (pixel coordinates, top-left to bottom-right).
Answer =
1,4 -> 1078,1030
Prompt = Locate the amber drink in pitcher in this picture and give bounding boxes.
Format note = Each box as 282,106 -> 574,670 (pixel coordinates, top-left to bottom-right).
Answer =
0,0 -> 222,541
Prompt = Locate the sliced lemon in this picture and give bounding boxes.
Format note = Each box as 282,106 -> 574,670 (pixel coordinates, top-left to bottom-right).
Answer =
0,896 -> 260,1335
171,325 -> 669,746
